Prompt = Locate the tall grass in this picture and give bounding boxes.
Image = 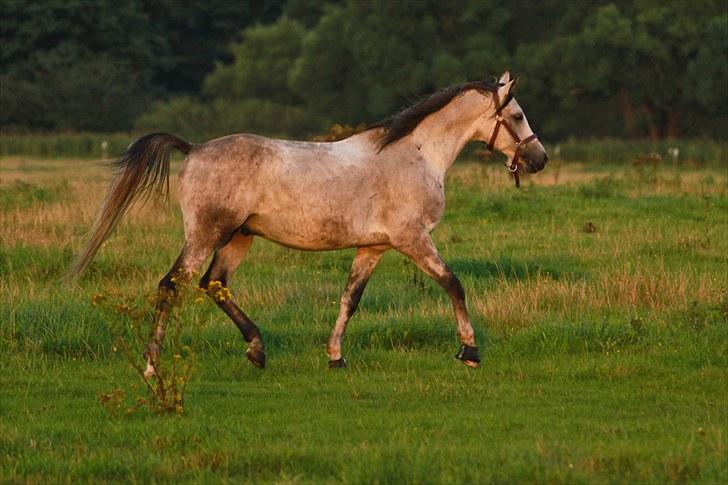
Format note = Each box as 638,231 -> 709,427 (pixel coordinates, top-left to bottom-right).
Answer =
2,131 -> 726,166
0,132 -> 136,159
549,138 -> 727,166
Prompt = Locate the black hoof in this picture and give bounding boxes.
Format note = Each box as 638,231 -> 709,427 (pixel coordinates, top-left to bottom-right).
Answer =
328,358 -> 347,369
246,347 -> 266,369
455,344 -> 481,368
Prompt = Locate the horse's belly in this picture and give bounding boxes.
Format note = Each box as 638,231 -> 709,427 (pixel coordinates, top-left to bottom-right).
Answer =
242,213 -> 389,251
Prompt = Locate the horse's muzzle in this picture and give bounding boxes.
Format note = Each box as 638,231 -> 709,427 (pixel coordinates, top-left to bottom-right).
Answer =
525,152 -> 548,173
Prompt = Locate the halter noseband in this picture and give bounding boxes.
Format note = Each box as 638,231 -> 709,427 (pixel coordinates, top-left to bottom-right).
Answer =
486,89 -> 538,188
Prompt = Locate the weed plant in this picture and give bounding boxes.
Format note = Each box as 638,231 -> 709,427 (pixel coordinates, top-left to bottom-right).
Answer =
92,278 -> 202,416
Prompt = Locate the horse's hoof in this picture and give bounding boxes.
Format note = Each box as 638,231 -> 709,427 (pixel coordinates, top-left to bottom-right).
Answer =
246,347 -> 266,369
328,358 -> 347,369
455,344 -> 481,368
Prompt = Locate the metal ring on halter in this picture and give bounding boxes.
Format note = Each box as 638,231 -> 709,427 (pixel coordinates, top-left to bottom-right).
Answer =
508,161 -> 519,172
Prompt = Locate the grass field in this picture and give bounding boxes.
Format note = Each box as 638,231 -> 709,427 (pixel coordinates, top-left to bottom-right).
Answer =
1,152 -> 727,483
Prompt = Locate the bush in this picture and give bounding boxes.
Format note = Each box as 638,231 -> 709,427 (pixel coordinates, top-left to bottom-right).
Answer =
135,97 -> 213,140
135,96 -> 319,140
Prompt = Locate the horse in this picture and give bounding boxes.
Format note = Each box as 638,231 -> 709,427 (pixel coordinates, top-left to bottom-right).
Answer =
70,71 -> 548,377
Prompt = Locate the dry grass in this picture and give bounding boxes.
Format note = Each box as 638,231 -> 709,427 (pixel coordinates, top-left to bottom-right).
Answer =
473,266 -> 725,332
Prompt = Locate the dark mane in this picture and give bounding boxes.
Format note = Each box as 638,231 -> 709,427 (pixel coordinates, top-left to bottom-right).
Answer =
370,79 -> 498,150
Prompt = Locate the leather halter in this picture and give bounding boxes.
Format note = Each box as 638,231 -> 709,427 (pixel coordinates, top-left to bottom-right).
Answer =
486,89 -> 538,188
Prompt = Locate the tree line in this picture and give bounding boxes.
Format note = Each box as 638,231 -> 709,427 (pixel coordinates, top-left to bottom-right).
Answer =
2,0 -> 725,141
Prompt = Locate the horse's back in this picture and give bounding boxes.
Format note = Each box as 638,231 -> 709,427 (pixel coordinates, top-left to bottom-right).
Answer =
176,130 -> 442,251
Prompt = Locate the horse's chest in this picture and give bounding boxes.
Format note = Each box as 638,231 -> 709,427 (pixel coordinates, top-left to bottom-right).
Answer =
420,181 -> 446,229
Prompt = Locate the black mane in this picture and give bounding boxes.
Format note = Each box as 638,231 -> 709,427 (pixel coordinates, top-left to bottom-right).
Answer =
370,79 -> 498,150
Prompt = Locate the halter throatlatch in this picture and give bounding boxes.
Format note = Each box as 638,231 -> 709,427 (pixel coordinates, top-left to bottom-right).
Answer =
486,89 -> 539,188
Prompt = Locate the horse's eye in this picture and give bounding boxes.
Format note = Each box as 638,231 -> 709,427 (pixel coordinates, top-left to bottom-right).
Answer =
514,113 -> 524,122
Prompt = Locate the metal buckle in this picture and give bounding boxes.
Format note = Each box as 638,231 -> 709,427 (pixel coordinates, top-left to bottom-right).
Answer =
508,161 -> 519,172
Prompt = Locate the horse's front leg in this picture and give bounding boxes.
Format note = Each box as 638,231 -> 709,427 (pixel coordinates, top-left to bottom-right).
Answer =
327,247 -> 385,368
395,234 -> 480,368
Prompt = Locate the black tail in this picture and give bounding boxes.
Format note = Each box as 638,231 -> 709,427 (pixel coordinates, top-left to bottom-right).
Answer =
68,133 -> 192,277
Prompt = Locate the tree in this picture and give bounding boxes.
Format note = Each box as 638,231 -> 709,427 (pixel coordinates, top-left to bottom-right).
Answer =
139,17 -> 312,138
0,0 -> 162,130
0,0 -> 287,131
523,0 -> 726,140
290,0 -> 514,125
202,17 -> 305,105
686,15 -> 728,137
4,0 -> 724,139
141,0 -> 286,96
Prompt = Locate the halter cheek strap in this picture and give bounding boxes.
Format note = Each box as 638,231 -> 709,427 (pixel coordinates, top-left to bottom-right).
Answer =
486,90 -> 539,188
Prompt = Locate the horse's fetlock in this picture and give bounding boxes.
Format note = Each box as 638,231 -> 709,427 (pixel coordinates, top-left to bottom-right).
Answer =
248,336 -> 264,352
327,336 -> 342,361
455,344 -> 481,364
246,342 -> 266,369
143,344 -> 160,379
329,358 -> 347,369
144,343 -> 160,360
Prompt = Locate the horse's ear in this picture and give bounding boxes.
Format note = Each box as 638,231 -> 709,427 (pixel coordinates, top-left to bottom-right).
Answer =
498,70 -> 511,85
497,78 -> 516,100
509,77 -> 520,93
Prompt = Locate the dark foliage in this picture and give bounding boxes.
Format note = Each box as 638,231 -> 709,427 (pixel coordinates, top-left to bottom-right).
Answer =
1,0 -> 725,139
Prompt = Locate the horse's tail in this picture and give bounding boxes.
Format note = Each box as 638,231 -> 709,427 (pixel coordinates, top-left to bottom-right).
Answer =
68,133 -> 192,278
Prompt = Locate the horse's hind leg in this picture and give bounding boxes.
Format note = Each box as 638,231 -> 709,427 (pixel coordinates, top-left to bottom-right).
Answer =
327,247 -> 385,368
395,234 -> 480,368
198,232 -> 265,368
144,239 -> 217,378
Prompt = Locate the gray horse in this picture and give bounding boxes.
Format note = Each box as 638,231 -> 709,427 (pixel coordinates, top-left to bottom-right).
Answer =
71,71 -> 547,377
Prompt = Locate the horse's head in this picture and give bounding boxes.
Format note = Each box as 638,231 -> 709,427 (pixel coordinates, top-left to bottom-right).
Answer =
474,71 -> 548,174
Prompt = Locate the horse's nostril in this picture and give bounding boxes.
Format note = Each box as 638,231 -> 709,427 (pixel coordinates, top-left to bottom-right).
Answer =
543,153 -> 549,164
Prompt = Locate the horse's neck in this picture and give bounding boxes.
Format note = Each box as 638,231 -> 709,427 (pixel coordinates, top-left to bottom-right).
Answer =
411,91 -> 492,174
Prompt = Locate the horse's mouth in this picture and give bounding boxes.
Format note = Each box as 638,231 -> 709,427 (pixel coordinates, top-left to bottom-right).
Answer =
524,161 -> 544,173
524,154 -> 549,173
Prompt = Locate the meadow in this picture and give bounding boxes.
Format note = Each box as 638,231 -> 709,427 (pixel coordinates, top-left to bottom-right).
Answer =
1,147 -> 726,483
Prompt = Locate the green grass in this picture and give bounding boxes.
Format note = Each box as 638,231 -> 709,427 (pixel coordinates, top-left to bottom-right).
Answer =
0,132 -> 138,160
1,156 -> 727,483
552,138 -> 726,166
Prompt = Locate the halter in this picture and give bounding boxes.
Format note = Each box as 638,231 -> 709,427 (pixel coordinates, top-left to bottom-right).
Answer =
486,89 -> 538,188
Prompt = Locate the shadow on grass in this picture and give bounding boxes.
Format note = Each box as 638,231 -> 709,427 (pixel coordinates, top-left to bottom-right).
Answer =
346,317 -> 472,352
449,256 -> 587,281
